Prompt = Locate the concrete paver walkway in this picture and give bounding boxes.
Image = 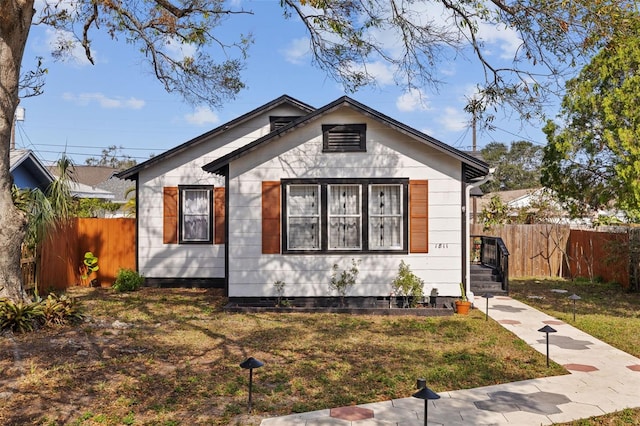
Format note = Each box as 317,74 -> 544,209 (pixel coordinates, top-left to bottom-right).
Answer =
260,295 -> 640,425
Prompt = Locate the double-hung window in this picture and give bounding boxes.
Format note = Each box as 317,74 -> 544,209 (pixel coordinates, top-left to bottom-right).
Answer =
369,184 -> 403,250
328,185 -> 362,249
283,179 -> 408,253
179,186 -> 213,244
286,184 -> 321,249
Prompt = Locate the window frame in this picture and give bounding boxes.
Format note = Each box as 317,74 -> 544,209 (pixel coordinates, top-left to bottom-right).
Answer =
285,184 -> 322,250
178,185 -> 214,244
282,178 -> 408,254
322,124 -> 367,152
368,183 -> 404,251
327,184 -> 363,250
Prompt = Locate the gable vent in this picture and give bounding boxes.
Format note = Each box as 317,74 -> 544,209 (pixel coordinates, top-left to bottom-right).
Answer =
322,124 -> 366,152
270,116 -> 301,131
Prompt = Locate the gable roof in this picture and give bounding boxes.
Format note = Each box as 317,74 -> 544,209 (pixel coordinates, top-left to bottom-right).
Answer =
10,149 -> 56,190
47,165 -> 119,186
116,95 -> 316,180
202,96 -> 490,181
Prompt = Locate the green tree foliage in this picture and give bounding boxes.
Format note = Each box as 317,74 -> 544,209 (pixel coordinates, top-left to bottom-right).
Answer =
12,154 -> 75,252
542,17 -> 640,221
481,141 -> 543,192
479,190 -> 565,230
479,195 -> 511,231
84,145 -> 137,170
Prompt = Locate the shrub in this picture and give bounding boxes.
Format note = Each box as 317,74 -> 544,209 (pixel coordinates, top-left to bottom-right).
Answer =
41,293 -> 84,326
273,280 -> 289,307
329,259 -> 360,307
391,261 -> 425,308
113,268 -> 144,292
0,298 -> 43,333
0,293 -> 84,333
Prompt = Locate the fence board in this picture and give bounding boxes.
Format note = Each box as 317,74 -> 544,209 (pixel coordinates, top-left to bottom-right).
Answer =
565,229 -> 629,287
39,218 -> 135,290
472,224 -> 634,286
472,224 -> 570,278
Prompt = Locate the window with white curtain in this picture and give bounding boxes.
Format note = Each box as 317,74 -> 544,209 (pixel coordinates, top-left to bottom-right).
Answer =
328,185 -> 361,249
287,184 -> 321,249
369,184 -> 402,250
180,187 -> 213,243
283,179 -> 408,253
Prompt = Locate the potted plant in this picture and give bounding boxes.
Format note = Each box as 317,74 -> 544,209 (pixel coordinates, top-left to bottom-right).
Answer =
455,282 -> 472,314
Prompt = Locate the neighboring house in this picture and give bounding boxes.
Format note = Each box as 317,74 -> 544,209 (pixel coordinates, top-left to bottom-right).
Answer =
117,95 -> 490,304
48,165 -> 135,217
477,188 -> 626,226
10,149 -> 55,191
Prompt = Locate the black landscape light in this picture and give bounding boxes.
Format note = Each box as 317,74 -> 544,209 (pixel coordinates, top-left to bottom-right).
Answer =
239,357 -> 264,413
568,294 -> 581,321
413,378 -> 440,426
538,325 -> 557,367
482,293 -> 494,321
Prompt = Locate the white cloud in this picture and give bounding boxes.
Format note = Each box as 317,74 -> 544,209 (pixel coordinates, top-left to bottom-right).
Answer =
439,107 -> 470,132
396,88 -> 431,112
476,22 -> 521,60
165,37 -> 197,61
184,106 -> 220,126
281,38 -> 310,65
361,61 -> 395,86
62,92 -> 145,109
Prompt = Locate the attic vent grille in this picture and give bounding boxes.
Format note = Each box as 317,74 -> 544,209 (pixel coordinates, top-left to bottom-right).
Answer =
270,116 -> 301,131
322,124 -> 366,152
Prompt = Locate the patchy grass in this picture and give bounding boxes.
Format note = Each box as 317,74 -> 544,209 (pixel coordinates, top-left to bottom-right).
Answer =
1,287 -> 565,426
509,278 -> 640,425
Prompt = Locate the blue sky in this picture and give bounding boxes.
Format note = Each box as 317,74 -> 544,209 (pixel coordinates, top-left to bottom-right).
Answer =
15,1 -> 554,166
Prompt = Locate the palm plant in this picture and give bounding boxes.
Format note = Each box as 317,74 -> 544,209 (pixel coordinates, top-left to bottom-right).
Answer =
12,154 -> 77,293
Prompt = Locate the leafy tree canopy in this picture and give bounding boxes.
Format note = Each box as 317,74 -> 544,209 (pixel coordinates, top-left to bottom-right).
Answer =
84,145 -> 137,170
19,0 -> 640,121
541,16 -> 640,221
481,141 -> 542,192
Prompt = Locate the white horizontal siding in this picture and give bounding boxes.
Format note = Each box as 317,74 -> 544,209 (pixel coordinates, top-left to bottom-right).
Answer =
227,255 -> 461,298
136,104 -> 308,278
226,107 -> 467,298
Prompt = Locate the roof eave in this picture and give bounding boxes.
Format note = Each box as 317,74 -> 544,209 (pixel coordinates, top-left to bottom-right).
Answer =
117,95 -> 316,180
203,96 -> 490,178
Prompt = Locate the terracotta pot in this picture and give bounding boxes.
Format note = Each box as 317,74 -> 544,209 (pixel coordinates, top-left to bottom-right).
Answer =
455,300 -> 472,315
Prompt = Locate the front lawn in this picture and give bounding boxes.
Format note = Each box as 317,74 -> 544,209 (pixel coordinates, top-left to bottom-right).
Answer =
0,287 -> 565,426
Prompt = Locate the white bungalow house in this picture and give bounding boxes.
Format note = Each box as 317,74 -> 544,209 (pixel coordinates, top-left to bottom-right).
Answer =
117,95 -> 490,306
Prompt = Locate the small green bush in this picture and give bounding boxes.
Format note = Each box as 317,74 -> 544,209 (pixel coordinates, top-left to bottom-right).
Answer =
0,292 -> 84,333
41,293 -> 84,326
113,268 -> 144,293
329,259 -> 360,307
391,260 -> 425,308
0,298 -> 43,332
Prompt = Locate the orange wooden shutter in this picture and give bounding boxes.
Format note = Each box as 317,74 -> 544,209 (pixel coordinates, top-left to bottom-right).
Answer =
214,187 -> 226,244
163,187 -> 178,244
409,180 -> 429,253
262,181 -> 281,254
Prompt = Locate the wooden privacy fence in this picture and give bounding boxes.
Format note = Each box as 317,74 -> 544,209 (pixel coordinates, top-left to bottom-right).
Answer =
39,218 -> 136,290
472,224 -> 570,278
472,224 -> 638,289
